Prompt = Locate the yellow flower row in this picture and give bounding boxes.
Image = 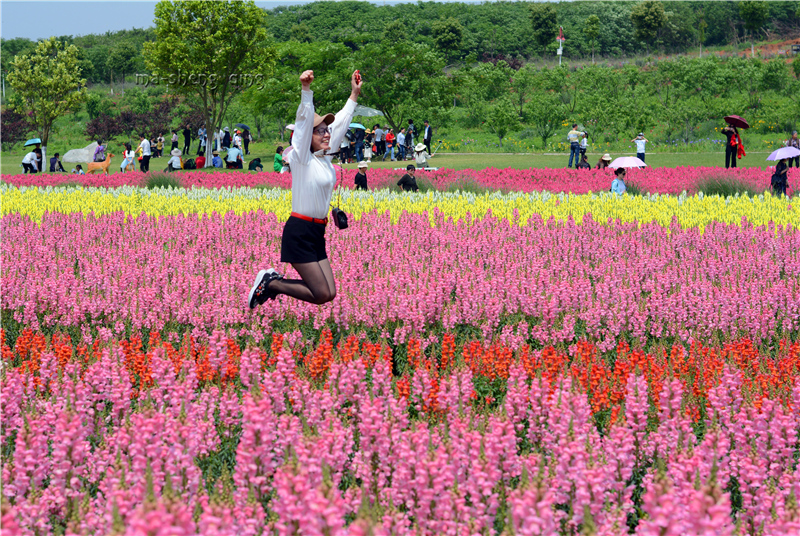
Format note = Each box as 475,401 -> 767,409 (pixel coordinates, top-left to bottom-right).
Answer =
1,185 -> 796,232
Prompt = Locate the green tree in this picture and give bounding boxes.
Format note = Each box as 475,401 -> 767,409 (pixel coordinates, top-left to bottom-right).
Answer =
524,92 -> 566,150
483,97 -> 519,147
107,41 -> 138,90
529,4 -> 558,53
244,40 -> 351,142
738,1 -> 769,57
144,0 -> 276,167
584,15 -> 600,64
697,10 -> 708,58
348,40 -> 452,133
290,22 -> 313,43
7,37 -> 86,170
630,1 -> 665,54
431,17 -> 464,63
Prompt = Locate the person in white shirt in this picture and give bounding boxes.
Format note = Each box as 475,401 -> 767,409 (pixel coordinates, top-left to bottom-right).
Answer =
137,134 -> 151,172
579,132 -> 588,159
120,143 -> 136,172
226,146 -> 243,168
22,150 -> 40,173
248,68 -> 362,308
631,133 -> 648,163
167,149 -> 183,171
373,124 -> 384,157
396,128 -> 407,160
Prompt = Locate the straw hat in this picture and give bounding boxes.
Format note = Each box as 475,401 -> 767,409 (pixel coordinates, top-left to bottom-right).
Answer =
313,113 -> 335,129
415,143 -> 426,152
212,150 -> 219,155
601,153 -> 612,161
171,148 -> 182,157
357,161 -> 368,168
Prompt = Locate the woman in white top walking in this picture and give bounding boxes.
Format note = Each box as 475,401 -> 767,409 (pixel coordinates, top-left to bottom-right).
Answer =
248,69 -> 362,308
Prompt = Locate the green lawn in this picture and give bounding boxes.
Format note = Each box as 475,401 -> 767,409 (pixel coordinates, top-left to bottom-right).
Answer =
1,143 -> 779,178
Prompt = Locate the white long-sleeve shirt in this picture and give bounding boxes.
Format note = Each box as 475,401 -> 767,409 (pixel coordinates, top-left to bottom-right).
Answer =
22,152 -> 39,170
286,90 -> 357,219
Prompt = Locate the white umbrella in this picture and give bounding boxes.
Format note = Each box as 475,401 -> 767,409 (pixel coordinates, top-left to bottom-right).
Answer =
609,156 -> 646,169
62,142 -> 98,163
353,104 -> 384,117
767,147 -> 800,161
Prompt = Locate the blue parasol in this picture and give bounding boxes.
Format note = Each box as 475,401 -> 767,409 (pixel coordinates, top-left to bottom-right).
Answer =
349,123 -> 366,130
24,138 -> 42,147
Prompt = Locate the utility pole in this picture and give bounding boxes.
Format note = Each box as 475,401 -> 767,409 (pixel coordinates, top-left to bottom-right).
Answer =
556,26 -> 565,66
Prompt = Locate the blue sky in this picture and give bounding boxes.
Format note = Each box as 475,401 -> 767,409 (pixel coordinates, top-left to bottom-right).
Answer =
1,0 -> 504,41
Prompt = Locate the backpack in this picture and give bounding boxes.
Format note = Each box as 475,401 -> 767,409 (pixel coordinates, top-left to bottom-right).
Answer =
184,159 -> 196,170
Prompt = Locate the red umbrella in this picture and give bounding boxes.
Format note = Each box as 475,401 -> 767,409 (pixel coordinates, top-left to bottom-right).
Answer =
724,115 -> 749,129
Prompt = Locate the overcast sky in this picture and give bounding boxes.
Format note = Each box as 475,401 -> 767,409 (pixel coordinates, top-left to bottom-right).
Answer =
1,0 -> 506,41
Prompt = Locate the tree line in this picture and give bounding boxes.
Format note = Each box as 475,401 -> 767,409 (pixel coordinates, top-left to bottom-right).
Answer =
2,1 -> 800,87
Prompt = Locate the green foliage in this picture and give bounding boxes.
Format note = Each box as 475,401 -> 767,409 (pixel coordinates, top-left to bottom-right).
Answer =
525,91 -> 567,149
528,4 -> 558,51
7,37 -> 87,153
583,15 -> 600,62
431,17 -> 464,62
145,173 -> 182,189
144,0 -> 277,167
106,41 -> 139,86
696,175 -> 764,197
630,1 -> 666,48
347,40 -> 453,133
739,1 -> 769,34
290,22 -> 314,44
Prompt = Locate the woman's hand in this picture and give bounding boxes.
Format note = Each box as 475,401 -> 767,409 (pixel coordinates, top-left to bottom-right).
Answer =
350,70 -> 362,101
300,70 -> 314,91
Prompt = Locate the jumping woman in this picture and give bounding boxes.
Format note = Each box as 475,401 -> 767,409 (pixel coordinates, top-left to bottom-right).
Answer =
248,69 -> 362,308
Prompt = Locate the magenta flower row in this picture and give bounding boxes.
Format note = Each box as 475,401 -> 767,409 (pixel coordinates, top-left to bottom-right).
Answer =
4,166 -> 796,195
2,211 -> 798,349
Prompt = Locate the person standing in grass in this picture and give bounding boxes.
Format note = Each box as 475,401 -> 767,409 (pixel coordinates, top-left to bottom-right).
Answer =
182,125 -> 192,155
396,128 -> 407,161
137,134 -> 151,172
171,130 -> 179,151
274,146 -> 284,172
247,68 -> 362,308
579,132 -> 588,160
383,128 -> 395,161
567,123 -> 583,168
631,133 -> 648,163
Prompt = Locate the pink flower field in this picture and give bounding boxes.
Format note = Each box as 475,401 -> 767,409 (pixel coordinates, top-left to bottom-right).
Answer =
3,212 -> 798,349
3,165 -> 795,195
3,180 -> 800,534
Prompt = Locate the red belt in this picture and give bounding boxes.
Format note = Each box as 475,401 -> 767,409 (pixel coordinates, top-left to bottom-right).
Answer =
291,212 -> 328,225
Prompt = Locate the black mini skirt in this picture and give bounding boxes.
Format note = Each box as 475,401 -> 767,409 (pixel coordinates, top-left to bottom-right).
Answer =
280,215 -> 328,264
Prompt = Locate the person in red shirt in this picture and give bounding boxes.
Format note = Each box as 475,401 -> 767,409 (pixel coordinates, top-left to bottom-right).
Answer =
195,151 -> 206,169
383,128 -> 396,161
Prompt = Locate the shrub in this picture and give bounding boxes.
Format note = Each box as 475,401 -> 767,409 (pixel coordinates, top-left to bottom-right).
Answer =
145,173 -> 181,189
696,175 -> 763,197
415,175 -> 436,193
625,182 -> 647,196
445,178 -> 488,195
